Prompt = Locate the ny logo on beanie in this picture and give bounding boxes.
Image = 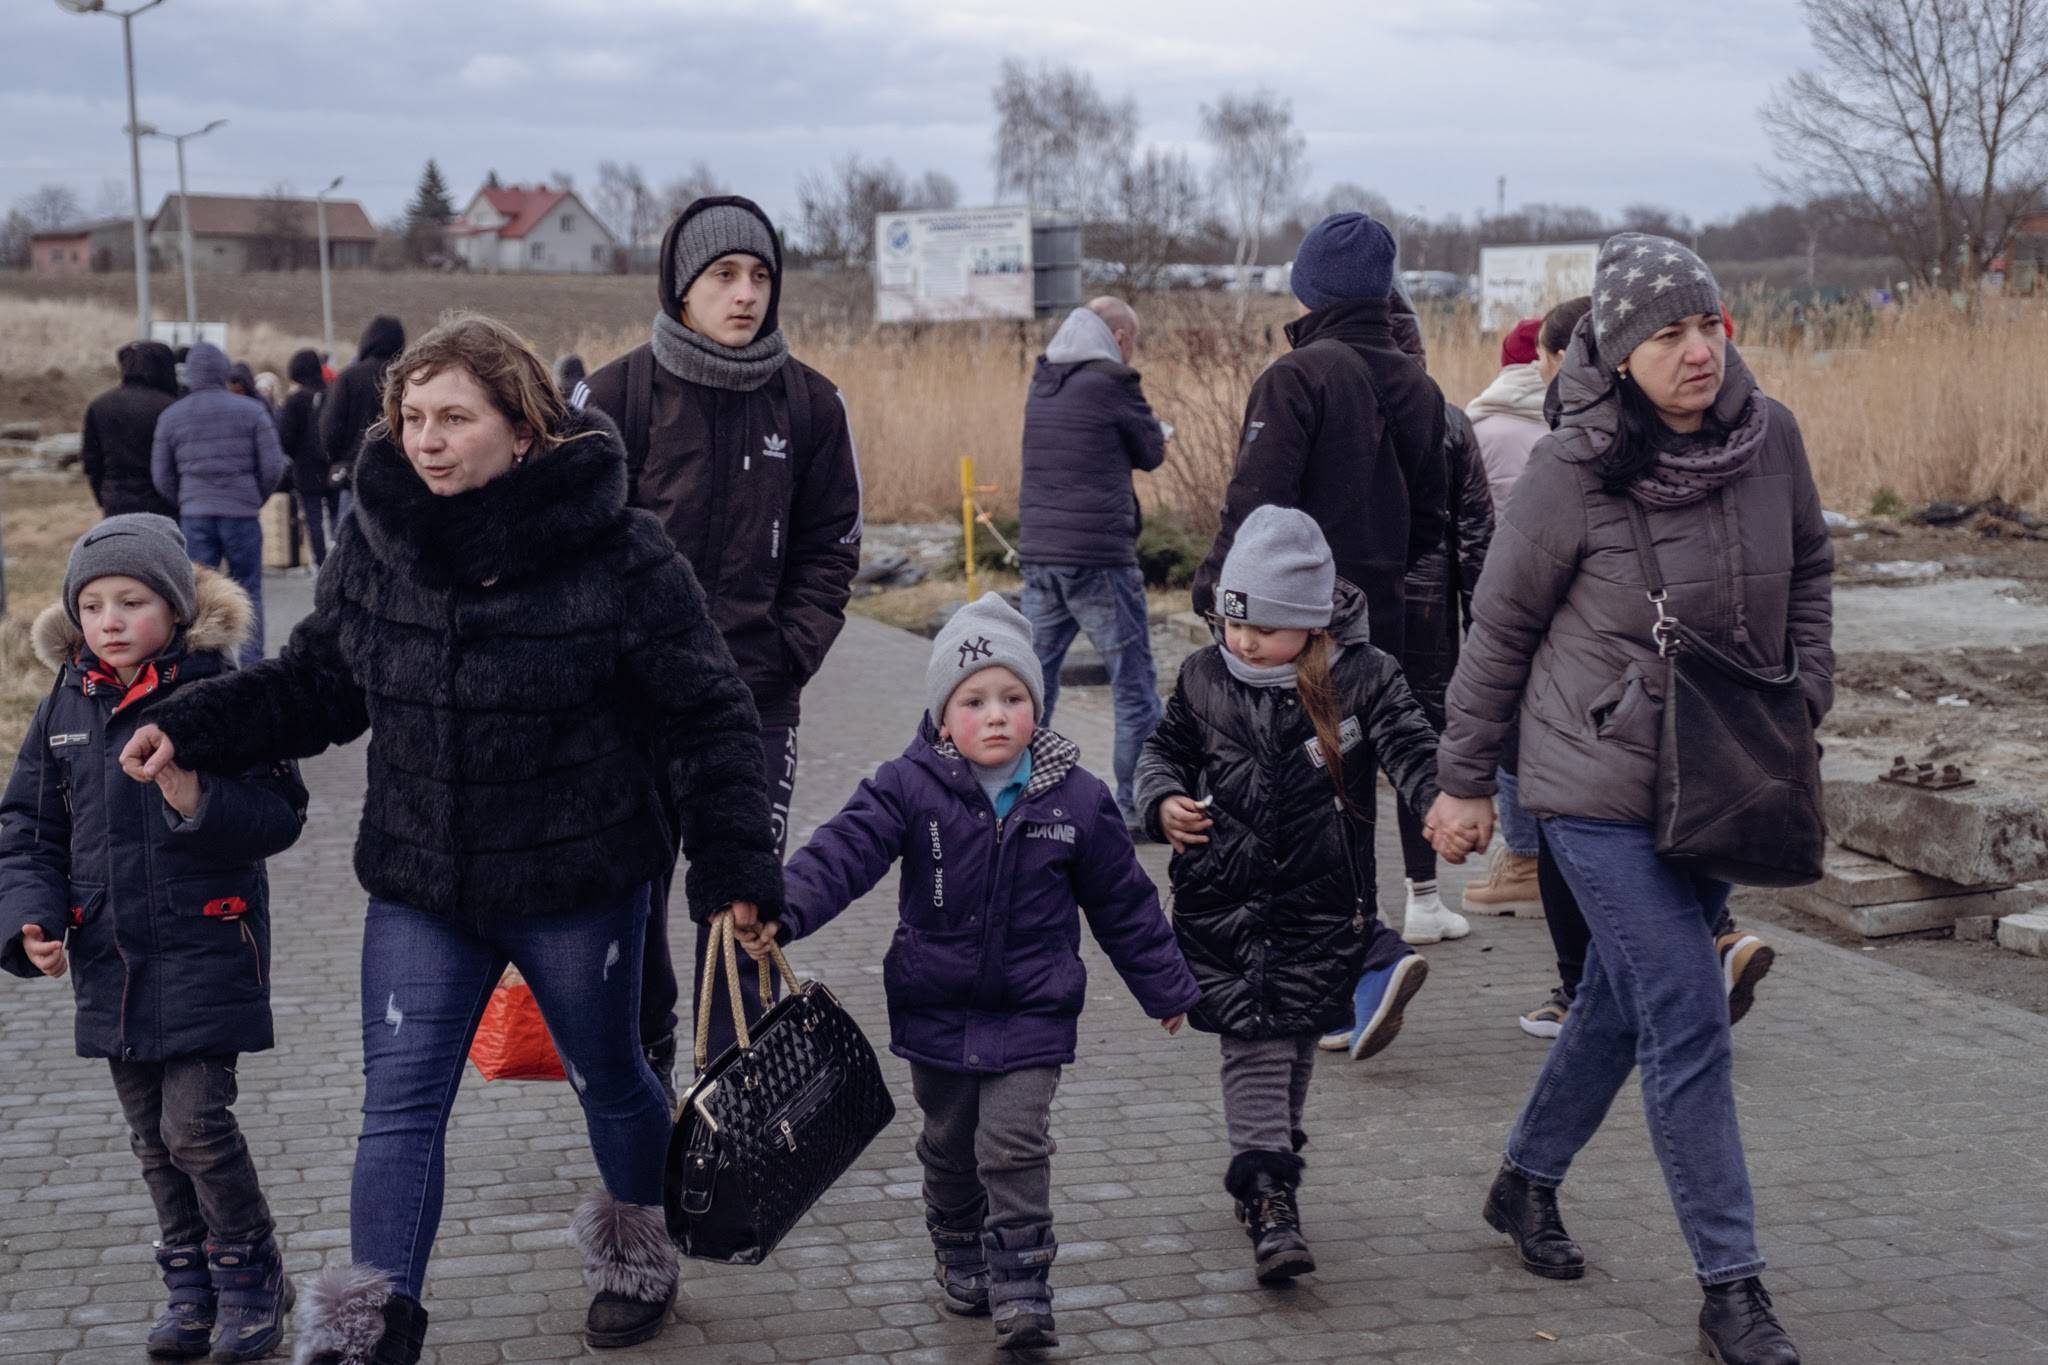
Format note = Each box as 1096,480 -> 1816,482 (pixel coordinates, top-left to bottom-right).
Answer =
957,637 -> 994,666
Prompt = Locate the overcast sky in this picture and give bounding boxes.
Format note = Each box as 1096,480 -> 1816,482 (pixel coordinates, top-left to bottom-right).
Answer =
6,0 -> 1816,234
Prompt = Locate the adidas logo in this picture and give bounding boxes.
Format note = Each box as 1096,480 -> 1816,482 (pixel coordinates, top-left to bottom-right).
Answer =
761,432 -> 789,460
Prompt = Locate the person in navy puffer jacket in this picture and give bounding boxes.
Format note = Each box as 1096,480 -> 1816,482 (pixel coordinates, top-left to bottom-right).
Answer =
739,593 -> 1199,1352
151,342 -> 291,667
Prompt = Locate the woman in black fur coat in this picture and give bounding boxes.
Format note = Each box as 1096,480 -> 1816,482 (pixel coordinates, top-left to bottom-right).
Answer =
124,313 -> 784,1363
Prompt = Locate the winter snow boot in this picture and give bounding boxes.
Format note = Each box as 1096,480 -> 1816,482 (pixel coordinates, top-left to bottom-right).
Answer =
1226,1150 -> 1315,1283
147,1242 -> 215,1358
574,1189 -> 678,1349
927,1202 -> 991,1316
291,1265 -> 427,1365
983,1225 -> 1058,1351
1482,1163 -> 1586,1280
1699,1277 -> 1801,1364
1400,878 -> 1471,945
204,1234 -> 293,1362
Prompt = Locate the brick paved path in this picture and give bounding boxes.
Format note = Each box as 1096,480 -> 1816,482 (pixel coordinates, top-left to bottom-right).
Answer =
4,574 -> 2048,1364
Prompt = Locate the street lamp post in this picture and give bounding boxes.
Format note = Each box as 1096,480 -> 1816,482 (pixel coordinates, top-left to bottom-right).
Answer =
316,175 -> 343,364
57,0 -> 169,340
138,118 -> 226,337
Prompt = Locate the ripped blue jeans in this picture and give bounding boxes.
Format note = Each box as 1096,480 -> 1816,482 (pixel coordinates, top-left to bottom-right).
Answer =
353,888 -> 669,1299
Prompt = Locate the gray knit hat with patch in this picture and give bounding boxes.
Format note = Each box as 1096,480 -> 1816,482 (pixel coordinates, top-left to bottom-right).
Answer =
1592,232 -> 1721,373
927,593 -> 1046,728
1217,505 -> 1335,630
64,513 -> 197,627
671,204 -> 779,300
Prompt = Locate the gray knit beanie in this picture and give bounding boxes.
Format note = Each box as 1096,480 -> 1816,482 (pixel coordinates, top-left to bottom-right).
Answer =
671,204 -> 779,303
927,593 -> 1046,728
64,513 -> 198,626
1592,232 -> 1721,373
1217,506 -> 1335,629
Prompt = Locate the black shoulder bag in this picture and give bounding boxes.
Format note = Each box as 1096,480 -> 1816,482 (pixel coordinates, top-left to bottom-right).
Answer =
664,914 -> 896,1265
1624,499 -> 1825,888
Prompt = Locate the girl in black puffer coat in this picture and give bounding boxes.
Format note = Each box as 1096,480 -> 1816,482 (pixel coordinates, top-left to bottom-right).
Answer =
1136,506 -> 1447,1285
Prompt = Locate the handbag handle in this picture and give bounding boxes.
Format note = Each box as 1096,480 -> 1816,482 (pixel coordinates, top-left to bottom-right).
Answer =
1622,500 -> 1683,658
692,911 -> 799,1074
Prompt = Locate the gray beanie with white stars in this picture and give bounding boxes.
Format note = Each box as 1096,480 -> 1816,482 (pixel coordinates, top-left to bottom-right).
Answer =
1591,232 -> 1720,374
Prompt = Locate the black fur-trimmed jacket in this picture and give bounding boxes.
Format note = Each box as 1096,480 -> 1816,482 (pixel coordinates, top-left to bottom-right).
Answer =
150,407 -> 785,930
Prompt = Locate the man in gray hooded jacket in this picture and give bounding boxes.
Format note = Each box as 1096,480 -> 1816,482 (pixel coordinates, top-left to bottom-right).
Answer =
1017,297 -> 1168,829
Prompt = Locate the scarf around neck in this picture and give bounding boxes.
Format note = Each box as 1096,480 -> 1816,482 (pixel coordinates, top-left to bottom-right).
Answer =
1220,640 -> 1348,690
1627,390 -> 1772,509
650,311 -> 789,392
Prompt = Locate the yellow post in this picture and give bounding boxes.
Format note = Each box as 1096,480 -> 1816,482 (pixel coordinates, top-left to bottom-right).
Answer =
961,455 -> 978,602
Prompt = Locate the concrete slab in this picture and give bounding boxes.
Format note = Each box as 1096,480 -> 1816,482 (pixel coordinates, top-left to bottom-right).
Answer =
1955,914 -> 2003,942
1779,881 -> 2048,937
1998,911 -> 2048,958
1825,779 -> 2048,886
1809,846 -> 2008,906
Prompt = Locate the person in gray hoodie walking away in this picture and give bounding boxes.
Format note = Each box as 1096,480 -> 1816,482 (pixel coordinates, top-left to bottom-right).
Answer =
1017,297 -> 1168,830
151,343 -> 290,668
1431,234 -> 1829,1365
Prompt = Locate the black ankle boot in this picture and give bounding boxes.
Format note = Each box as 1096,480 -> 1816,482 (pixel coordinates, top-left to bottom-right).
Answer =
574,1190 -> 678,1350
147,1243 -> 215,1358
1699,1277 -> 1800,1364
204,1234 -> 293,1362
293,1266 -> 424,1365
1225,1151 -> 1315,1284
1482,1164 -> 1586,1280
927,1208 -> 990,1316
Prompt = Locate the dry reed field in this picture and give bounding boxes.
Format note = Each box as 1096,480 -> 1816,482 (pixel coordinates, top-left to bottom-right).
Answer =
4,276 -> 2046,526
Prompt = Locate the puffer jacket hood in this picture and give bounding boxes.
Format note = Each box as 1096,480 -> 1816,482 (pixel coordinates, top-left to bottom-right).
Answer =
657,195 -> 783,339
357,315 -> 405,362
1042,307 -> 1122,367
31,565 -> 251,676
287,348 -> 325,390
118,341 -> 178,396
1465,362 -> 1547,425
184,342 -> 229,391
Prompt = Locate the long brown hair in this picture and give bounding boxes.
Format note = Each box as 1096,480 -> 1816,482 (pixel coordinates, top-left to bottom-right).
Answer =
375,311 -> 584,456
1293,631 -> 1363,820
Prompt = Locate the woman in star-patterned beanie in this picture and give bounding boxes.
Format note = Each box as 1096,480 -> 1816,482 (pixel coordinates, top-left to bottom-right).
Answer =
1423,230 -> 1834,1363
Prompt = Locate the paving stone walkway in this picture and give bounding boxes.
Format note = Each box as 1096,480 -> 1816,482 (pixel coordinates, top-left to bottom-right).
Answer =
4,574 -> 2048,1364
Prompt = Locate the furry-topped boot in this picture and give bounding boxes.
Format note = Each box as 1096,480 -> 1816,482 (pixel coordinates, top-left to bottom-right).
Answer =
573,1189 -> 679,1350
291,1266 -> 427,1365
1226,1150 -> 1315,1284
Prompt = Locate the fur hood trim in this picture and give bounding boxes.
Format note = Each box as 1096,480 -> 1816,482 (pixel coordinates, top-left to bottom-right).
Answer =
571,1189 -> 678,1301
30,566 -> 252,675
291,1263 -> 393,1365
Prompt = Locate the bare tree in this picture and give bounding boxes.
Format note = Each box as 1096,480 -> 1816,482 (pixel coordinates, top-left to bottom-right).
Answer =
593,160 -> 659,248
796,156 -> 954,267
1094,148 -> 1209,294
251,182 -> 308,271
548,168 -> 577,191
657,160 -> 729,223
19,184 -> 84,232
991,60 -> 1138,217
1201,91 -> 1307,319
1762,0 -> 2048,284
1314,182 -> 1397,223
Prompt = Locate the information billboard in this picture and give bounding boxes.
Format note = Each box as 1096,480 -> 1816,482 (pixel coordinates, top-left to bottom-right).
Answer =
1479,244 -> 1600,331
875,208 -> 1034,323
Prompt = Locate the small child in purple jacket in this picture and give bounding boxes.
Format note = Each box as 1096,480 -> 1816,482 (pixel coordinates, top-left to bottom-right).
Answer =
739,593 -> 1199,1352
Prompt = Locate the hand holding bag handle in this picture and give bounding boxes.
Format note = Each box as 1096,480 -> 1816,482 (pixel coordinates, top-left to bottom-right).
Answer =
690,911 -> 788,1081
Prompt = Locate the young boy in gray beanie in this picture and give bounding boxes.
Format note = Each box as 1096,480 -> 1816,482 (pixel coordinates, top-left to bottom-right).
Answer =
1137,506 -> 1463,1284
739,592 -> 1199,1350
1,515 -> 306,1361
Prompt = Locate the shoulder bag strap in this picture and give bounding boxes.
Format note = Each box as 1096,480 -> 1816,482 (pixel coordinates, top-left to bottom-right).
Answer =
1622,498 -> 1681,658
780,356 -> 811,456
624,345 -> 654,501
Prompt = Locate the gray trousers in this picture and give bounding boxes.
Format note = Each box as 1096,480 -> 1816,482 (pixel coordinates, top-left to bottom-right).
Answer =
1219,1034 -> 1317,1155
910,1063 -> 1061,1237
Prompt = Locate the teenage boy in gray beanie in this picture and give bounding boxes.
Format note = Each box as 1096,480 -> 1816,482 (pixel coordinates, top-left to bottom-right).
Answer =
1138,505 -> 1465,1284
578,195 -> 866,1098
739,591 -> 1199,1349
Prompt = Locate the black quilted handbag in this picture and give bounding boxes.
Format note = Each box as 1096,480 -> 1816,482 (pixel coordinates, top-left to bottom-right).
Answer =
664,914 -> 896,1264
1625,501 -> 1825,888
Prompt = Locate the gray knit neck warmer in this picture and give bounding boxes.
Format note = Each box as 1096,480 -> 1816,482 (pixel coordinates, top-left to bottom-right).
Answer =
1219,640 -> 1347,690
650,311 -> 788,392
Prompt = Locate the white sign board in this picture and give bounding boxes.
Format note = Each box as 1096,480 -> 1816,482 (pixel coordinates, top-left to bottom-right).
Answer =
150,321 -> 229,349
875,208 -> 1033,323
1479,244 -> 1600,331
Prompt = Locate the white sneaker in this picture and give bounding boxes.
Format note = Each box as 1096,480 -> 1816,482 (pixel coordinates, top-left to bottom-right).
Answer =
1402,882 -> 1470,945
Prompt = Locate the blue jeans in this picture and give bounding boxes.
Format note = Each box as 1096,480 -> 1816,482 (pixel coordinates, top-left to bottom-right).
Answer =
353,888 -> 670,1299
181,514 -> 264,667
1496,767 -> 1540,858
1020,564 -> 1162,820
1505,818 -> 1762,1284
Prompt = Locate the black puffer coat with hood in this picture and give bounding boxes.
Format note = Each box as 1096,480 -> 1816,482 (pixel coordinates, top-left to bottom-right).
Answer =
1134,582 -> 1442,1039
580,197 -> 864,729
81,341 -> 180,519
319,314 -> 405,486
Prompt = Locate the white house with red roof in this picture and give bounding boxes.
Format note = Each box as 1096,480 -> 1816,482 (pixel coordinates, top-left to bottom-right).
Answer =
447,182 -> 617,273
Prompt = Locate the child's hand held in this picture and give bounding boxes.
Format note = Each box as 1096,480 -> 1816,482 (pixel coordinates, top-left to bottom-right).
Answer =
153,763 -> 202,821
1161,1013 -> 1185,1035
120,725 -> 177,782
1158,795 -> 1214,853
19,925 -> 66,978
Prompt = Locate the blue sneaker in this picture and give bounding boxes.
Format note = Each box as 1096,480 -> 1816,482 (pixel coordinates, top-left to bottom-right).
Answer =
1346,954 -> 1430,1061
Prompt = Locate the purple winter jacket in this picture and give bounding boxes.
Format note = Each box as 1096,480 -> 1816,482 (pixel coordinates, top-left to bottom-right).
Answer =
780,723 -> 1200,1075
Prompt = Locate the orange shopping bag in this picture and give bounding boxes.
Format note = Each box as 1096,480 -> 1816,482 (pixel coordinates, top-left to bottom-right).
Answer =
468,965 -> 566,1081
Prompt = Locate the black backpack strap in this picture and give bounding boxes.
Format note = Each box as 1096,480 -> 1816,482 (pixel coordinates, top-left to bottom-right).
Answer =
780,355 -> 811,457
623,344 -> 654,499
